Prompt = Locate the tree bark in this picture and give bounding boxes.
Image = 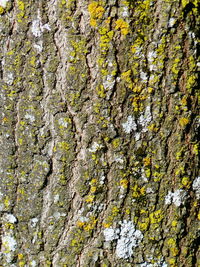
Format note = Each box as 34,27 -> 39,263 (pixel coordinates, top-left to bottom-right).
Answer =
0,0 -> 199,266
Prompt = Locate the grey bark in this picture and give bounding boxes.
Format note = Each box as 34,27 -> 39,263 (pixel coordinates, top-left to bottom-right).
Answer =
0,0 -> 199,266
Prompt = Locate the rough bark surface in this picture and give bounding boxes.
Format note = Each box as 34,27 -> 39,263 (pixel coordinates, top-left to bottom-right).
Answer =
0,0 -> 199,266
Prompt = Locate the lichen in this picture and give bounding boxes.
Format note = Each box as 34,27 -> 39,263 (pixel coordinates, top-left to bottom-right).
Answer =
192,176 -> 200,199
122,116 -> 137,134
0,0 -> 9,8
2,234 -> 17,262
103,220 -> 143,259
165,190 -> 187,207
115,19 -> 129,36
116,220 -> 143,259
88,1 -> 105,27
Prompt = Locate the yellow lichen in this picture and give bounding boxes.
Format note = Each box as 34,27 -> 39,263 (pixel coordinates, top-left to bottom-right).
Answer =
18,254 -> 24,260
88,1 -> 105,27
171,220 -> 178,227
145,168 -> 151,178
19,261 -> 26,267
149,210 -> 163,224
152,171 -> 163,182
71,239 -> 78,247
186,74 -> 196,90
96,85 -> 106,98
84,217 -> 97,231
112,206 -> 119,216
132,184 -> 145,198
85,195 -> 95,203
115,19 -> 129,36
56,141 -> 70,151
16,0 -> 25,22
77,221 -> 85,227
98,29 -> 114,53
175,151 -> 182,160
181,177 -> 190,188
103,222 -> 111,228
90,186 -> 97,193
0,6 -> 4,14
143,157 -> 151,166
125,208 -> 131,215
167,238 -> 176,246
172,58 -> 181,75
138,217 -> 149,231
167,238 -> 179,257
4,197 -> 10,208
181,0 -> 189,8
148,123 -> 158,132
192,143 -> 198,155
168,258 -> 176,267
30,56 -> 36,67
148,87 -> 154,94
179,117 -> 189,127
120,179 -> 129,189
131,38 -> 144,54
112,138 -> 120,148
121,70 -> 132,82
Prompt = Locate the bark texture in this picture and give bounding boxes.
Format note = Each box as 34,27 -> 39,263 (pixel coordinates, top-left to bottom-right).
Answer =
0,0 -> 199,266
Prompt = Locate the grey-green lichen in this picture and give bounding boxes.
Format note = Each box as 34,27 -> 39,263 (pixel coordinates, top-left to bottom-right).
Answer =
0,0 -> 199,266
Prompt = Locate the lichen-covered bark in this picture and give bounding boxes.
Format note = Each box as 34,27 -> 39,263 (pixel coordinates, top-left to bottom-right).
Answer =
0,0 -> 199,266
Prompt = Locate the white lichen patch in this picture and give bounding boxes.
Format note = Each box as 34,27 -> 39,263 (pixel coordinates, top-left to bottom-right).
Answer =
54,194 -> 60,203
141,168 -> 148,182
5,72 -> 14,85
114,156 -> 124,164
53,212 -> 66,220
33,41 -> 43,53
79,216 -> 89,223
165,189 -> 187,207
2,235 -> 17,251
42,23 -> 51,31
146,187 -> 154,194
32,20 -> 51,37
32,19 -> 42,37
0,203 -> 4,211
25,113 -> 35,123
103,220 -> 143,259
147,51 -> 157,71
148,51 -> 157,63
100,175 -> 106,185
30,218 -> 39,227
192,176 -> 200,199
0,0 -> 9,8
4,214 -> 17,224
58,118 -> 68,128
31,11 -> 51,38
168,17 -> 175,28
89,142 -> 103,153
116,220 -> 143,259
103,75 -> 115,90
0,191 -> 4,211
122,6 -> 129,17
30,260 -> 37,267
138,106 -> 152,132
135,132 -> 141,141
140,71 -> 148,82
122,116 -> 137,134
139,261 -> 168,267
103,228 -> 119,241
2,234 -> 17,262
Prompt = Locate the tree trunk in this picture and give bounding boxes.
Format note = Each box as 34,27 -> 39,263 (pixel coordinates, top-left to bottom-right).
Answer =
0,0 -> 199,266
